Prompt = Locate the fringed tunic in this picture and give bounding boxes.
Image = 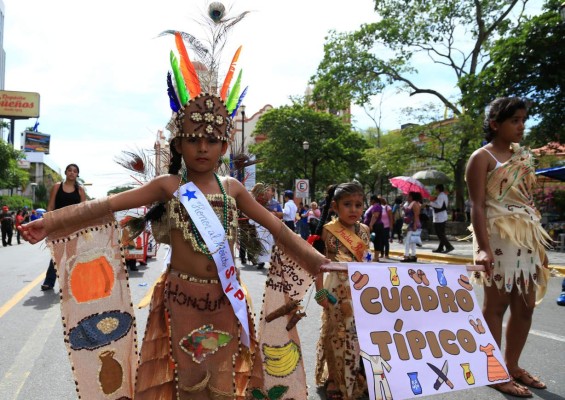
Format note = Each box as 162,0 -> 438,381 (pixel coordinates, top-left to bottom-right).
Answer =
471,144 -> 552,302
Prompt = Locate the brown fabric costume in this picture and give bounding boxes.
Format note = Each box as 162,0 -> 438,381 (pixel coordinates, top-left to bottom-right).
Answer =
136,268 -> 256,399
42,188 -> 327,399
315,221 -> 370,400
47,216 -> 138,399
470,144 -> 552,303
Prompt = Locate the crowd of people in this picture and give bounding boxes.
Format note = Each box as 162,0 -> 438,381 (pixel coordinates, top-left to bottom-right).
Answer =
0,206 -> 43,247
13,76 -> 553,400
231,97 -> 554,399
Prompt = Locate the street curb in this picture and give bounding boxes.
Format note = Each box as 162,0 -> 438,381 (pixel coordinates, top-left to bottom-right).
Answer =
388,250 -> 565,275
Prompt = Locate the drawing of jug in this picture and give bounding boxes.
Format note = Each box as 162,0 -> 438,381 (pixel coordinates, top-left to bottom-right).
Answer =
461,363 -> 475,385
389,267 -> 400,286
407,372 -> 422,395
435,268 -> 447,286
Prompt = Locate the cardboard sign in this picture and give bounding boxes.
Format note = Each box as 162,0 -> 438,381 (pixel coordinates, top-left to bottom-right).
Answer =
348,263 -> 509,400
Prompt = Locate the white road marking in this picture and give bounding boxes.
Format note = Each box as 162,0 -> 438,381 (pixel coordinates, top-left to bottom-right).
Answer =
0,306 -> 59,400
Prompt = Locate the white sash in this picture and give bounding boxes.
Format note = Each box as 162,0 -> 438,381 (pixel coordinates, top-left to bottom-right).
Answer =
176,181 -> 250,347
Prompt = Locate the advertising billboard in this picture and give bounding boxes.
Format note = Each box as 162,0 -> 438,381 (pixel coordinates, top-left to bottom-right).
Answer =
22,131 -> 50,154
0,91 -> 40,118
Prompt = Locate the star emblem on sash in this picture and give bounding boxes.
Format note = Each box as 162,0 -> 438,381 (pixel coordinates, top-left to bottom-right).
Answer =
182,190 -> 197,200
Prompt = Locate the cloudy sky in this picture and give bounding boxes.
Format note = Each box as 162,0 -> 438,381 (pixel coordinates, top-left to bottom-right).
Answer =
3,0 -> 542,198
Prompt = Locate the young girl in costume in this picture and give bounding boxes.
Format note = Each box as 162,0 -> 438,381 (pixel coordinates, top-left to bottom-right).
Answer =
400,191 -> 422,262
313,182 -> 371,400
466,97 -> 551,398
19,50 -> 327,400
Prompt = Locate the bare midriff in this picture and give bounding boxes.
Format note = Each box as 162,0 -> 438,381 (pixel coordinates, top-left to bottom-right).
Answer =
169,229 -> 235,279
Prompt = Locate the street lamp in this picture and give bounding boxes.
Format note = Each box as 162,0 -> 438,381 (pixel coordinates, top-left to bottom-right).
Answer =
30,182 -> 37,206
302,140 -> 310,178
240,105 -> 246,154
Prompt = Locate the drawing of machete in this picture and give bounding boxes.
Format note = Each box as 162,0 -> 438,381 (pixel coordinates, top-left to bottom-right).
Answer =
427,361 -> 454,390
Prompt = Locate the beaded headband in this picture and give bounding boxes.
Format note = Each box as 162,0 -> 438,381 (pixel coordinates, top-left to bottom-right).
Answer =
166,93 -> 233,142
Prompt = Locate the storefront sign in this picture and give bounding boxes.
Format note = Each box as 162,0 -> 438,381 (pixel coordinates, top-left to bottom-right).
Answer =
0,91 -> 40,118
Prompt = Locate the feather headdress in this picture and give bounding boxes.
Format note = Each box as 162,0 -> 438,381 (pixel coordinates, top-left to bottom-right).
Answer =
163,3 -> 249,142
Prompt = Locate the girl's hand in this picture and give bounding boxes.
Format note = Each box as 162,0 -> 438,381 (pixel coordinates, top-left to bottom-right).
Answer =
17,220 -> 47,244
317,298 -> 329,309
476,248 -> 495,276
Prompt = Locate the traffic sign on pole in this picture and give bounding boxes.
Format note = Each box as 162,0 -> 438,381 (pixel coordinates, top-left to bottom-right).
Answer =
295,179 -> 309,199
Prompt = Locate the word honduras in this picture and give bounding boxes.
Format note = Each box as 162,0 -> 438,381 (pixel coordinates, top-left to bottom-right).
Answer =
359,284 -> 476,361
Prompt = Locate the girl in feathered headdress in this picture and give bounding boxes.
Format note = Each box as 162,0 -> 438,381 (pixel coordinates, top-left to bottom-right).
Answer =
19,8 -> 329,399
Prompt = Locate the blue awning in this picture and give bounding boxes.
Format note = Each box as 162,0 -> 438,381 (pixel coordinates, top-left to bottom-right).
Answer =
536,166 -> 565,182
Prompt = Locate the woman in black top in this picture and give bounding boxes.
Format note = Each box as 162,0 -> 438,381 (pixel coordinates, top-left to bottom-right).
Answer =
41,164 -> 86,290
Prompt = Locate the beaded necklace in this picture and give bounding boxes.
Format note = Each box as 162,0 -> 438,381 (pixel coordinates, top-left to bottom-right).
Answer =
176,173 -> 230,260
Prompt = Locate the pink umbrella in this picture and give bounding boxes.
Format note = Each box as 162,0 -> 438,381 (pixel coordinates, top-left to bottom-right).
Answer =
389,176 -> 430,198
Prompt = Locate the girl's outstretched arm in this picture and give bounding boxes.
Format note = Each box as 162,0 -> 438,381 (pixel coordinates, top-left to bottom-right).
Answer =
231,177 -> 328,275
19,175 -> 178,244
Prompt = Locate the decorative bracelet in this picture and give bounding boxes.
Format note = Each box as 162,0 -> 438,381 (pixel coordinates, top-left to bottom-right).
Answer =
315,288 -> 328,303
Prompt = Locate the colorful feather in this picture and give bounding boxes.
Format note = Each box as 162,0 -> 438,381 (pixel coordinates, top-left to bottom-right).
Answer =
175,32 -> 201,99
230,86 -> 248,118
220,46 -> 242,101
167,72 -> 180,112
170,51 -> 188,106
226,69 -> 243,112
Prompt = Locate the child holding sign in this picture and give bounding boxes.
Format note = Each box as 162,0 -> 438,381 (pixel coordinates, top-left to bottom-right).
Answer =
19,41 -> 328,400
313,182 -> 371,400
466,97 -> 551,398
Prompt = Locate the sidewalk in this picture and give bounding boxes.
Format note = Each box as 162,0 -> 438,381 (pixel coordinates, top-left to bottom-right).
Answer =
384,236 -> 565,275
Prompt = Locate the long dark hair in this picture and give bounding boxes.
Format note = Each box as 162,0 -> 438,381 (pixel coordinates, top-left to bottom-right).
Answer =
483,97 -> 528,143
145,139 -> 183,224
64,163 -> 80,190
408,191 -> 423,203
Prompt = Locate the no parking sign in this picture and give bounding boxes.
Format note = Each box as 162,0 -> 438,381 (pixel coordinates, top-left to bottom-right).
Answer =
295,179 -> 309,198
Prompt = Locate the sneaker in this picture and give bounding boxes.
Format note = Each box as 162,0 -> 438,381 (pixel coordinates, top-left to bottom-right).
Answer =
444,246 -> 455,254
557,293 -> 565,306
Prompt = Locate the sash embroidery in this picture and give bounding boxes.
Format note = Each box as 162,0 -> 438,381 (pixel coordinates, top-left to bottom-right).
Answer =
324,220 -> 367,262
176,182 -> 250,347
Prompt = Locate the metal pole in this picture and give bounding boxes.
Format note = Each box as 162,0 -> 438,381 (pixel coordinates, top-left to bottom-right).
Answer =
240,106 -> 246,154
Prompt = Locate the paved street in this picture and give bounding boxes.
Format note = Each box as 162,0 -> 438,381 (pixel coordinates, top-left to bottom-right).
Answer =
0,238 -> 564,399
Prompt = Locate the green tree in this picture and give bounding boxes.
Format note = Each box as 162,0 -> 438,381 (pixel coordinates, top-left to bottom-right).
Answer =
251,104 -> 369,199
357,129 -> 408,197
0,140 -> 28,191
310,0 -> 538,209
465,0 -> 565,146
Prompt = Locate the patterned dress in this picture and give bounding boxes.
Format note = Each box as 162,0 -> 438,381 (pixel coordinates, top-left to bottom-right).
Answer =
471,144 -> 552,301
315,221 -> 370,400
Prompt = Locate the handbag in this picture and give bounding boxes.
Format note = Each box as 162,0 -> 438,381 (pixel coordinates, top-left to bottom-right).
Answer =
432,200 -> 447,213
